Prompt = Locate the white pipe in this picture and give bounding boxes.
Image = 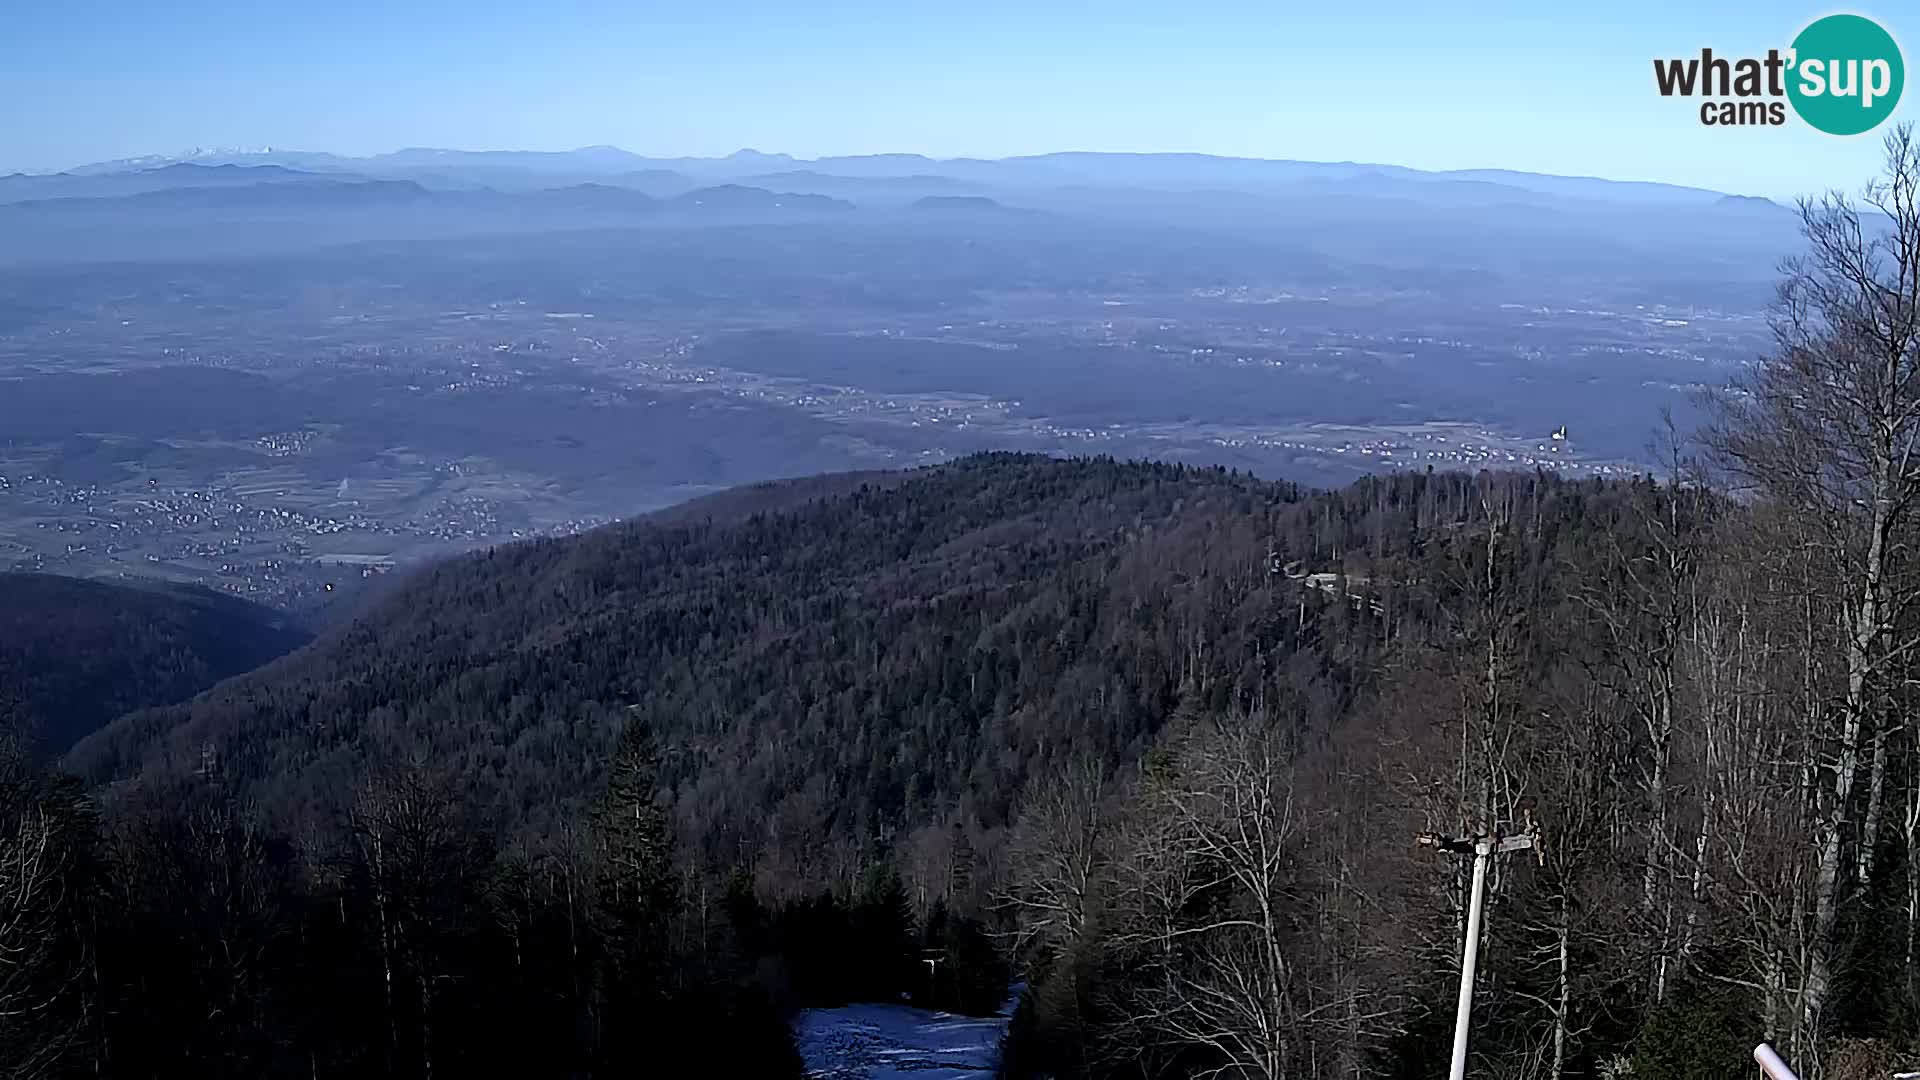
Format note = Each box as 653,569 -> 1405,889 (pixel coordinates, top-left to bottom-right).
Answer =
1448,843 -> 1492,1080
1754,1043 -> 1799,1080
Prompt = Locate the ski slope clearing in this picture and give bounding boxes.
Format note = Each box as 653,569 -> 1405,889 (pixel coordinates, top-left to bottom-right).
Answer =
792,994 -> 1015,1079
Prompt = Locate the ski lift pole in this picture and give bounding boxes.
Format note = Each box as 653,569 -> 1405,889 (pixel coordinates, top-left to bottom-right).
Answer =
1446,838 -> 1492,1080
1417,806 -> 1539,1080
1753,1043 -> 1800,1080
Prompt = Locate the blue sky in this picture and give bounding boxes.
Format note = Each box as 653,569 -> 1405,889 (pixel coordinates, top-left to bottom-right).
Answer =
3,0 -> 1909,197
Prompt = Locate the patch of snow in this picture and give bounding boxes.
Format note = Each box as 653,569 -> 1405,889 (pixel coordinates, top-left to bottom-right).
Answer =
793,991 -> 1017,1080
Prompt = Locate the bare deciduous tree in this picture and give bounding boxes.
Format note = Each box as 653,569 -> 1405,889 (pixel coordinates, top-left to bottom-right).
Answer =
1709,122 -> 1920,1054
0,760 -> 80,1080
1108,713 -> 1384,1080
998,759 -> 1111,959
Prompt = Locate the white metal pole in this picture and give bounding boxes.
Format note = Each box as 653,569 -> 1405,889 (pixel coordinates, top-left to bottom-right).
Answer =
1449,841 -> 1492,1080
1753,1043 -> 1800,1080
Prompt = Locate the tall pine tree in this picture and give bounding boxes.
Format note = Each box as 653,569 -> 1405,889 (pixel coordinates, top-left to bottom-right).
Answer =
591,714 -> 680,1066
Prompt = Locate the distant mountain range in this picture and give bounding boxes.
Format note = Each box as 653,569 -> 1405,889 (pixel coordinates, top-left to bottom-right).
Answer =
9,146 -> 1771,210
0,171 -> 860,217
0,147 -> 1796,280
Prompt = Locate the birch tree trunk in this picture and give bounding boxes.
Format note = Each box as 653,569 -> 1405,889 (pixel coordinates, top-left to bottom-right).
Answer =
1708,124 -> 1920,1059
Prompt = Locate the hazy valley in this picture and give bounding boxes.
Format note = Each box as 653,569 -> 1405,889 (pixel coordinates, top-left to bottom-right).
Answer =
0,147 -> 1788,607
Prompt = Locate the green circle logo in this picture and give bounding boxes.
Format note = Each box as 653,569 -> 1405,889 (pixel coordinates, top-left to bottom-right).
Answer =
1787,14 -> 1904,135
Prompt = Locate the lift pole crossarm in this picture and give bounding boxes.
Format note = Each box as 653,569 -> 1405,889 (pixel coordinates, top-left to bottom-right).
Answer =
1413,810 -> 1546,1080
1415,831 -> 1479,855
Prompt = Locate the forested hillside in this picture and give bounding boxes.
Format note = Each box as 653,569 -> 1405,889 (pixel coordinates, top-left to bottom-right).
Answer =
45,429 -> 1920,1078
0,573 -> 307,755
40,451 -> 1747,1074
15,133 -> 1920,1080
71,454 -> 1339,851
10,441 -> 1920,1078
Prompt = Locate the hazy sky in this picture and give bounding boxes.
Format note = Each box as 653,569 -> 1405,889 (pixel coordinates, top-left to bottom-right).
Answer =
4,0 -> 1910,197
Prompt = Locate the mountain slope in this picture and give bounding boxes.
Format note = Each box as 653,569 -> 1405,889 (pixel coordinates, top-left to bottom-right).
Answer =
66,454 -> 1620,865
0,573 -> 308,755
68,455 -> 1322,836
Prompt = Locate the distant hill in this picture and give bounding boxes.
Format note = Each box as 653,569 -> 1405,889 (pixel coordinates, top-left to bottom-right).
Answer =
1715,193 -> 1783,211
743,171 -> 986,199
609,168 -> 698,196
666,184 -> 855,212
371,145 -> 653,172
908,195 -> 1018,213
9,178 -> 432,211
524,182 -> 662,212
0,162 -> 343,205
138,162 -> 317,183
0,573 -> 307,756
751,169 -> 977,188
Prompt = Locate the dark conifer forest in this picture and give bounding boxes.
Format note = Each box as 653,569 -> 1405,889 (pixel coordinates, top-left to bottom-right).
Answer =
0,447 -> 1909,1078
13,134 -> 1920,1080
0,573 -> 307,757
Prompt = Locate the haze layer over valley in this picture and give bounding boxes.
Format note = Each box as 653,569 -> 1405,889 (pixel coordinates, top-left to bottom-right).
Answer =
0,145 -> 1792,605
